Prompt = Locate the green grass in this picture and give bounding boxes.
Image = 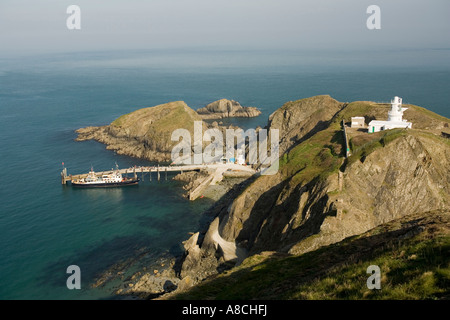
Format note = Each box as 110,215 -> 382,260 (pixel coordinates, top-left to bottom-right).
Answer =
407,104 -> 450,123
279,128 -> 343,185
111,112 -> 133,127
111,102 -> 200,132
347,128 -> 407,166
278,101 -> 409,185
151,103 -> 198,132
330,101 -> 376,126
172,211 -> 450,300
168,99 -> 450,301
291,235 -> 449,300
414,129 -> 450,147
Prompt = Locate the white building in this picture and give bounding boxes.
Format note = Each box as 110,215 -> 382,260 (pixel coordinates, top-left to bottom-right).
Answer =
351,117 -> 365,128
368,96 -> 412,133
236,153 -> 246,165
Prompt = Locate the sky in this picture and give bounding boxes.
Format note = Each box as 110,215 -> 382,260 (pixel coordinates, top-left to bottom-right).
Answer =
0,0 -> 449,56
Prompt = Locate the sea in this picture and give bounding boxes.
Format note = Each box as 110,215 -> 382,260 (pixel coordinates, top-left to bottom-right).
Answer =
0,48 -> 449,299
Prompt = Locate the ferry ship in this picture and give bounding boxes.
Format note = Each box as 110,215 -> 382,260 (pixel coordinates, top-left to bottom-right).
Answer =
71,166 -> 139,188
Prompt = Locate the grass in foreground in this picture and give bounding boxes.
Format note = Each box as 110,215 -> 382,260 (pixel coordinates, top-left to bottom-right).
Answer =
171,210 -> 449,300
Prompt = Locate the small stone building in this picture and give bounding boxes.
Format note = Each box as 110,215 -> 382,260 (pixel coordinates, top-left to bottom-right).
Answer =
351,117 -> 365,128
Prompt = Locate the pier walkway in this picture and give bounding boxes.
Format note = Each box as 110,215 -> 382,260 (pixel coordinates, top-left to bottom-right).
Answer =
61,163 -> 256,199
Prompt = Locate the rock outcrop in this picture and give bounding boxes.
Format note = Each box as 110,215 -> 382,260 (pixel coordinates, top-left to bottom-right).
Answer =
284,132 -> 449,255
267,95 -> 343,154
169,209 -> 450,300
173,170 -> 210,199
75,99 -> 262,163
76,101 -> 207,162
196,99 -> 261,119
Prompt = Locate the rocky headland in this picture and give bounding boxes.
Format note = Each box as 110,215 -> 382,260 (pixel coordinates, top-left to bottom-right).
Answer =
167,96 -> 450,298
76,99 -> 261,163
75,95 -> 449,299
75,101 -> 208,163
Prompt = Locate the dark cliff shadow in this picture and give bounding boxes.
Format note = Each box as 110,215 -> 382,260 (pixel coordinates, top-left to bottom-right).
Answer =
281,120 -> 331,157
233,180 -> 287,251
176,165 -> 336,275
233,175 -> 332,255
172,211 -> 449,299
365,116 -> 376,125
172,176 -> 258,275
329,129 -> 346,157
282,183 -> 332,252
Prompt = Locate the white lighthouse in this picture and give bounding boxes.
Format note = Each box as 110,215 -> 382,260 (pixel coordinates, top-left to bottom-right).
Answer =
387,96 -> 408,122
368,96 -> 412,133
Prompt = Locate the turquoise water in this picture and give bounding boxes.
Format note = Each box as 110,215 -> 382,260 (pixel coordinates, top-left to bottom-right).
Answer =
0,49 -> 449,299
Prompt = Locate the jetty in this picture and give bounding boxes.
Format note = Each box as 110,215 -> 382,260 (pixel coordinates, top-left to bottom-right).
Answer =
61,163 -> 257,200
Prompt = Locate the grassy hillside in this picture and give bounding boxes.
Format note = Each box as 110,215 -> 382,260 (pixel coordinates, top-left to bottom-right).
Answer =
162,97 -> 450,300
75,101 -> 209,162
171,210 -> 449,300
111,101 -> 202,134
280,99 -> 449,181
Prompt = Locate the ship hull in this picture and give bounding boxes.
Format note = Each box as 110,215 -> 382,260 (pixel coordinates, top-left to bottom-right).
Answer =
71,178 -> 139,188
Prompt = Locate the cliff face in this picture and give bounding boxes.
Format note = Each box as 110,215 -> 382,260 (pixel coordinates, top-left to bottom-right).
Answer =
73,95 -> 449,295
76,101 -> 207,162
196,99 -> 261,119
267,95 -> 343,154
75,99 -> 262,162
179,97 -> 450,287
171,209 -> 450,300
282,132 -> 449,255
179,95 -> 345,281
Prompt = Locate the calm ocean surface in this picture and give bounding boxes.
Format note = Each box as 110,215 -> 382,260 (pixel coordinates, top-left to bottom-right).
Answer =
0,49 -> 449,299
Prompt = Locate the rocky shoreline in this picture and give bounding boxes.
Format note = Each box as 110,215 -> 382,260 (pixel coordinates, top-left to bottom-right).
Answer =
160,96 -> 449,299
75,99 -> 261,163
172,170 -> 210,199
100,175 -> 252,300
76,95 -> 449,300
115,255 -> 180,299
74,98 -> 261,298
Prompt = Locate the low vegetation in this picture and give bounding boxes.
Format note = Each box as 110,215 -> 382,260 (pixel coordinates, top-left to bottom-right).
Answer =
172,210 -> 449,300
347,128 -> 407,166
279,127 -> 343,185
169,100 -> 450,300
